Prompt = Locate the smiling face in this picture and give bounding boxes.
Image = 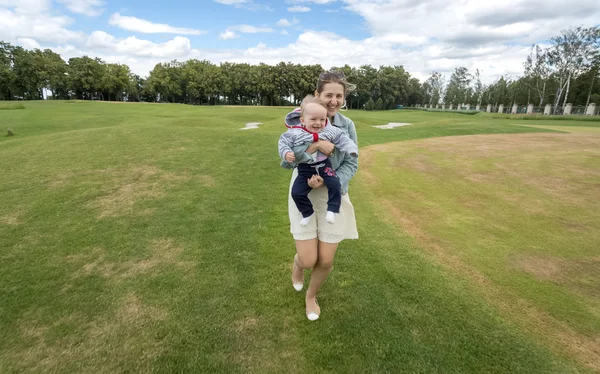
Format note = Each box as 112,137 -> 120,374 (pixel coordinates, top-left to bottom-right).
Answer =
301,102 -> 328,133
315,82 -> 345,118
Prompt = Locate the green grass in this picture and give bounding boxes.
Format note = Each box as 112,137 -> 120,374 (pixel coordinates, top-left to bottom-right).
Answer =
424,109 -> 480,115
0,101 -> 597,373
0,102 -> 25,110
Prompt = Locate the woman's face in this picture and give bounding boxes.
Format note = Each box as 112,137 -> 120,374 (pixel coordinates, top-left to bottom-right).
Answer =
316,82 -> 345,117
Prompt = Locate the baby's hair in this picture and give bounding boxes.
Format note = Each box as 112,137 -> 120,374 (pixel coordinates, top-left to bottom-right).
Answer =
300,95 -> 327,116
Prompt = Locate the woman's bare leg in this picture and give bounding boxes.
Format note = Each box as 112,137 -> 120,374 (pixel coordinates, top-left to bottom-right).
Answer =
292,239 -> 318,290
306,241 -> 339,319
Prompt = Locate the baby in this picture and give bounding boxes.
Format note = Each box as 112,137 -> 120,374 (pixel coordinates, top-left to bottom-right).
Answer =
279,95 -> 358,226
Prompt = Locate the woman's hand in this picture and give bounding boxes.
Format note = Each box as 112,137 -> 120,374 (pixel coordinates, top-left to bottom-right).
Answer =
308,175 -> 324,189
317,140 -> 335,156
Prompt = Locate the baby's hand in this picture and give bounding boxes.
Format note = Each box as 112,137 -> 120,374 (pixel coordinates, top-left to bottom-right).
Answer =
285,152 -> 296,162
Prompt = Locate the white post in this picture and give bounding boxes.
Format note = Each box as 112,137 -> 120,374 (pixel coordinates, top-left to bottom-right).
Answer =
544,104 -> 552,115
475,104 -> 480,111
527,104 -> 533,114
449,104 -> 453,110
511,104 -> 518,114
442,104 -> 446,109
564,103 -> 572,115
486,104 -> 492,113
498,104 -> 504,113
465,104 -> 470,111
586,103 -> 596,116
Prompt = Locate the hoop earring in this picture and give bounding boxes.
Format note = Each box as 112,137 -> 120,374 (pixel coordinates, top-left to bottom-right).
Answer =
340,100 -> 348,111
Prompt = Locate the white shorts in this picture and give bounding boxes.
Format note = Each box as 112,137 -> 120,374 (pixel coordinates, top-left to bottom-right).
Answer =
288,168 -> 359,243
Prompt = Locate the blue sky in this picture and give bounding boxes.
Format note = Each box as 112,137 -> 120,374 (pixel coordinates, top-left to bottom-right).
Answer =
1,0 -> 599,82
53,0 -> 369,49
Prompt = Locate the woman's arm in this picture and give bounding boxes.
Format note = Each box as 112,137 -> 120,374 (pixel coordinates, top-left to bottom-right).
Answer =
292,140 -> 335,164
333,120 -> 359,192
306,140 -> 334,155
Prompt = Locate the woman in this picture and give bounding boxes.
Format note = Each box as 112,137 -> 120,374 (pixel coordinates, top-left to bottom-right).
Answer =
287,70 -> 359,321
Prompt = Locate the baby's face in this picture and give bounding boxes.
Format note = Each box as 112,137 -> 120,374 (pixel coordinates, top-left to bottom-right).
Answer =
301,103 -> 327,133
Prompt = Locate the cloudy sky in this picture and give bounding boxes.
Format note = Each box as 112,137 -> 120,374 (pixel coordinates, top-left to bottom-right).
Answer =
1,0 -> 599,82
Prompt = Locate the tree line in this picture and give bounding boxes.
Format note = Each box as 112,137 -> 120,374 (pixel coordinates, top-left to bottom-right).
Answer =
1,26 -> 598,110
426,26 -> 600,112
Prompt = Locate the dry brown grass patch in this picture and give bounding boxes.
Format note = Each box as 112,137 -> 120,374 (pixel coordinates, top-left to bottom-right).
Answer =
11,293 -> 167,372
118,292 -> 168,323
513,255 -> 600,300
1,210 -> 24,225
380,197 -> 600,370
66,239 -> 193,283
512,255 -> 564,280
360,132 -> 600,370
48,165 -> 210,218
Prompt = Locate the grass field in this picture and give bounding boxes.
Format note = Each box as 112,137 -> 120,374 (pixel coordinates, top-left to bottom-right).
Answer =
1,101 -> 599,373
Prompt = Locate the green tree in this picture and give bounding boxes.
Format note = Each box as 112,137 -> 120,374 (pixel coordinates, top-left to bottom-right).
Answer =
42,49 -> 68,100
547,26 -> 600,113
0,42 -> 15,100
68,56 -> 105,100
444,67 -> 472,106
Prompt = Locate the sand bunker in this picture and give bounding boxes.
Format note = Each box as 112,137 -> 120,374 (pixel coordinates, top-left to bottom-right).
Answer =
373,123 -> 412,129
240,122 -> 262,130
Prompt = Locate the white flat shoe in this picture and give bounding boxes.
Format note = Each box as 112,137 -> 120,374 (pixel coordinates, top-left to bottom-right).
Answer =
306,298 -> 320,321
292,260 -> 303,291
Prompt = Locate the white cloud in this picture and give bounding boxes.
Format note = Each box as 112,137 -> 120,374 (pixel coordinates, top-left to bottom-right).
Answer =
288,6 -> 311,12
0,0 -> 50,13
276,17 -> 299,27
6,0 -> 600,86
16,37 -> 41,49
219,24 -> 273,39
185,30 -> 532,83
281,30 -> 289,35
108,13 -> 206,35
288,0 -> 336,3
0,8 -> 84,44
233,24 -> 273,33
220,30 -> 238,40
86,31 -> 192,57
49,43 -> 187,78
211,0 -> 271,10
57,0 -> 104,16
18,29 -> 525,81
213,0 -> 246,3
341,0 -> 600,47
